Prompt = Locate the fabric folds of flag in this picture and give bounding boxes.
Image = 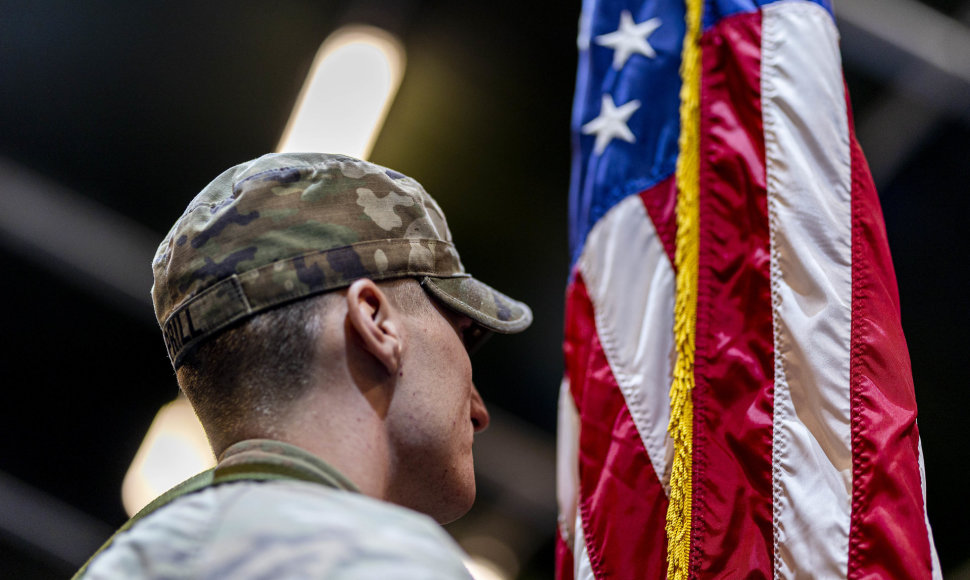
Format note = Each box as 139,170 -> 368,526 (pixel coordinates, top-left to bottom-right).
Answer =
556,0 -> 941,578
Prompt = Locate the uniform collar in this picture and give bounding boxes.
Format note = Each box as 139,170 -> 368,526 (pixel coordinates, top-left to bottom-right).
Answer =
217,439 -> 360,492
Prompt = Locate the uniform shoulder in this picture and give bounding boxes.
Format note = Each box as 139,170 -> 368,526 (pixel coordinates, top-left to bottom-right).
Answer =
83,480 -> 473,579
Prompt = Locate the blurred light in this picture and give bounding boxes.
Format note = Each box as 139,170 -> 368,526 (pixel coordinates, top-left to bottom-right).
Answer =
461,535 -> 519,580
463,555 -> 512,580
277,25 -> 406,159
121,395 -> 215,516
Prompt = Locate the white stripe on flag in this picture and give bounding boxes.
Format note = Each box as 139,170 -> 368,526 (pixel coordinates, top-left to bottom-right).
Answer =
556,376 -> 580,552
578,193 -> 675,488
574,511 -> 595,580
918,437 -> 944,579
763,2 -> 854,578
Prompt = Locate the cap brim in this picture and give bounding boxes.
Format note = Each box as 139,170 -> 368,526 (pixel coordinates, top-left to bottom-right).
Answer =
420,276 -> 533,334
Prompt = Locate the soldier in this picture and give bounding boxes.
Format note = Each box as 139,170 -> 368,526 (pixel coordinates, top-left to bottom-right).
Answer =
75,152 -> 532,578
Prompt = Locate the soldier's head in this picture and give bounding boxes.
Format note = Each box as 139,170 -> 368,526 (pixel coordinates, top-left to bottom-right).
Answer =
151,153 -> 532,522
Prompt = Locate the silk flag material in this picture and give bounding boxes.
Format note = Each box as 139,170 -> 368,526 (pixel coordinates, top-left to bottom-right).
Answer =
556,0 -> 941,578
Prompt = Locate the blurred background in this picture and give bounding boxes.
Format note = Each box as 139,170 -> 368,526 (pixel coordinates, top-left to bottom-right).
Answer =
0,0 -> 967,577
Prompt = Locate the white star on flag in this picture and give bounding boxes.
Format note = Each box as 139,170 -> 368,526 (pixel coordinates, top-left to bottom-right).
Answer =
582,94 -> 641,155
595,10 -> 661,70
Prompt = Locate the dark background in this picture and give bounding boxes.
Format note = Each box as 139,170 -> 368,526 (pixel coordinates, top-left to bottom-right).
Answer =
1,0 -> 967,577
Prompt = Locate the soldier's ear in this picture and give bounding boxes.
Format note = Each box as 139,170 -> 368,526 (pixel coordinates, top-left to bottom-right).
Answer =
345,279 -> 402,375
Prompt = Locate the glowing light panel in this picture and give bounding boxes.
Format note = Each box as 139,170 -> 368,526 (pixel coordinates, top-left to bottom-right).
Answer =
277,25 -> 406,159
121,395 -> 215,516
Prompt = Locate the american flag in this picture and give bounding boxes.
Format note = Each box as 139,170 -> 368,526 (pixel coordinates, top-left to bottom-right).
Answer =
556,0 -> 941,577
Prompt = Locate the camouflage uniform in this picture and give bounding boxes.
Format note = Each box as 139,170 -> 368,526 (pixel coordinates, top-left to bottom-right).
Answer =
79,440 -> 473,579
76,153 -> 533,578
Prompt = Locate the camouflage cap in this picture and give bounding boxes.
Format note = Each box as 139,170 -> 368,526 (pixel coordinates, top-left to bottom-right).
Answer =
152,152 -> 533,367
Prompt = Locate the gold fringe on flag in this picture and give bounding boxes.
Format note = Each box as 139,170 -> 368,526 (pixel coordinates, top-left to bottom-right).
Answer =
666,0 -> 703,576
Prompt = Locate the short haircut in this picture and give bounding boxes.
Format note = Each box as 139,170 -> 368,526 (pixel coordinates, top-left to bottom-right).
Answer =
177,278 -> 434,455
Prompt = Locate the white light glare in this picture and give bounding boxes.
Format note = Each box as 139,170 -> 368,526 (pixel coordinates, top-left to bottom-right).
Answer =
461,535 -> 519,580
463,555 -> 512,580
277,25 -> 406,159
121,395 -> 215,516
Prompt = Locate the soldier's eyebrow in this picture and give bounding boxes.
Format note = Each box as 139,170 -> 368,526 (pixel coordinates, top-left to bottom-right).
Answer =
463,325 -> 489,354
448,313 -> 490,354
433,303 -> 480,352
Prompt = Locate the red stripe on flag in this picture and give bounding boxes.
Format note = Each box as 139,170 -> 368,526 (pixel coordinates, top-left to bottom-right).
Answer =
691,12 -> 775,577
846,106 -> 933,578
639,175 -> 678,267
555,527 -> 575,580
565,272 -> 668,579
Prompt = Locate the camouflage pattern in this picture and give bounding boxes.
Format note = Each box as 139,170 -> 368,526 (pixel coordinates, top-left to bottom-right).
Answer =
152,152 -> 532,367
79,439 -> 473,579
